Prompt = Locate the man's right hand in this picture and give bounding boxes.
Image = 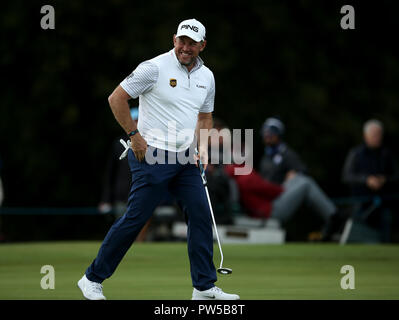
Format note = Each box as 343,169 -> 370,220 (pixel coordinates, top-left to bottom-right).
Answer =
130,133 -> 147,162
366,175 -> 385,190
98,202 -> 112,214
285,170 -> 297,181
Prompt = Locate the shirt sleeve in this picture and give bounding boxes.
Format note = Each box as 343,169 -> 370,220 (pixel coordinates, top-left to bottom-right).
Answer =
199,73 -> 215,113
120,61 -> 159,99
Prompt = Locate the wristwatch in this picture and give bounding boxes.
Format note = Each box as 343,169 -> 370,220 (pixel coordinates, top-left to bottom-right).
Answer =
128,129 -> 139,138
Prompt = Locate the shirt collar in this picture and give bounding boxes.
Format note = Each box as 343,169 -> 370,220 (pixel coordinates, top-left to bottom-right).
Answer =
170,48 -> 204,72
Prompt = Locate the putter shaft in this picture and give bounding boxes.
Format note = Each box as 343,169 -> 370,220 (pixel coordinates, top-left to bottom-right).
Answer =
195,148 -> 227,271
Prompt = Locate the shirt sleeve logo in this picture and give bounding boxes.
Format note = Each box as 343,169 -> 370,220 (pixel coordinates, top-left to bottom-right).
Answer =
169,78 -> 177,88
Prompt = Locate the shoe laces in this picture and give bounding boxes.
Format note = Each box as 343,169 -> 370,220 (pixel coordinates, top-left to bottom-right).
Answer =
88,281 -> 103,294
210,286 -> 223,293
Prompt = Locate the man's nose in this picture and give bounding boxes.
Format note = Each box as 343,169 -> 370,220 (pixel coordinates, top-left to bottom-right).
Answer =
182,43 -> 191,51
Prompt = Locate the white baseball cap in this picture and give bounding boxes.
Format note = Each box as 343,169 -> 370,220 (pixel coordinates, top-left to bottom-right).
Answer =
176,18 -> 206,42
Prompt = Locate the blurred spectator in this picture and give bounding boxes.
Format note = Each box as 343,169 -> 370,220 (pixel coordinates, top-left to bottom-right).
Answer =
342,119 -> 399,242
206,118 -> 240,224
259,118 -> 307,184
256,117 -> 344,241
225,162 -> 283,219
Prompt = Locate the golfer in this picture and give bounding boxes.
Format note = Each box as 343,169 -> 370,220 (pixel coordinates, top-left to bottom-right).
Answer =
78,18 -> 239,300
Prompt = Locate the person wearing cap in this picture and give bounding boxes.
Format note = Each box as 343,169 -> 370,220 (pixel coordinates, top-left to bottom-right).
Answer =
259,117 -> 344,241
78,19 -> 239,300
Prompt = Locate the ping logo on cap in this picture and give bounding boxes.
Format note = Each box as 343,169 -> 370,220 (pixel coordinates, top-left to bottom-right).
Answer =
176,19 -> 205,42
181,24 -> 199,32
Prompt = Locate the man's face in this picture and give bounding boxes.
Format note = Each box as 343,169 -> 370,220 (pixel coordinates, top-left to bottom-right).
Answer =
263,133 -> 280,146
364,124 -> 383,149
173,35 -> 206,68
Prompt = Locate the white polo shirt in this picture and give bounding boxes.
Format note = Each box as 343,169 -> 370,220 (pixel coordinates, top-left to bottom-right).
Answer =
120,49 -> 215,152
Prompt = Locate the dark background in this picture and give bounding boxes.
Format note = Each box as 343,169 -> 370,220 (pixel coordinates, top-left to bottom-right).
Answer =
1,1 -> 398,240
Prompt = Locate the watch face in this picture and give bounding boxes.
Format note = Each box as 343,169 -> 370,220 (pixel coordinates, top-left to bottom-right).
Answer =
129,129 -> 138,137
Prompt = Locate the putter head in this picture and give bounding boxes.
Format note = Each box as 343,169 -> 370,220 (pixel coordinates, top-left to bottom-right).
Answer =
217,267 -> 232,275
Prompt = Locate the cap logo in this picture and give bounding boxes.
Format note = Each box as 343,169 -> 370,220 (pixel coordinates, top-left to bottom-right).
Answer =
181,24 -> 199,32
170,78 -> 177,88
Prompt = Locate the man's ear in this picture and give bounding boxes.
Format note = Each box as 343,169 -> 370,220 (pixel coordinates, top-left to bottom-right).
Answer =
173,34 -> 177,45
199,40 -> 207,52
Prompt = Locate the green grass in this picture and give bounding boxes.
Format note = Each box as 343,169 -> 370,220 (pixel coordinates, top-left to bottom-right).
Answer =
0,241 -> 398,300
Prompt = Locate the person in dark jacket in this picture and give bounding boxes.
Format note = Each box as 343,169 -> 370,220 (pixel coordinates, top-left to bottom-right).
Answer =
342,119 -> 399,242
259,117 -> 343,241
259,118 -> 307,185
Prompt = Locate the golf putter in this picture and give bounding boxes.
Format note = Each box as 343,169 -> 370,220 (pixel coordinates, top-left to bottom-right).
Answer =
195,148 -> 232,275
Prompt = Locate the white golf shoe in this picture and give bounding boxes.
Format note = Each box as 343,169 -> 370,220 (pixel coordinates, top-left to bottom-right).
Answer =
77,275 -> 106,300
192,286 -> 240,300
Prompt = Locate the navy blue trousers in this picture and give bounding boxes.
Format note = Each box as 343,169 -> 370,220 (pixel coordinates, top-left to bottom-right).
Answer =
86,148 -> 217,291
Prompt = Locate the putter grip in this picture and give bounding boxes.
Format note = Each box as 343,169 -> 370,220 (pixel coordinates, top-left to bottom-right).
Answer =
196,157 -> 207,185
197,158 -> 204,174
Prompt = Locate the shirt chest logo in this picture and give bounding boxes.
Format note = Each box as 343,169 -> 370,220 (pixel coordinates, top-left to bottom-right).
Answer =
169,78 -> 177,88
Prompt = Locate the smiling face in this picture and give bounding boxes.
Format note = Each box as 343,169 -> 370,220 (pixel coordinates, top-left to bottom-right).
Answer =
173,35 -> 206,71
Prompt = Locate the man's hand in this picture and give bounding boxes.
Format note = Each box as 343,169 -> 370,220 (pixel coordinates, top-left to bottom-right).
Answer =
285,170 -> 297,181
195,112 -> 212,171
98,202 -> 112,214
366,175 -> 386,190
130,133 -> 147,162
194,147 -> 208,170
